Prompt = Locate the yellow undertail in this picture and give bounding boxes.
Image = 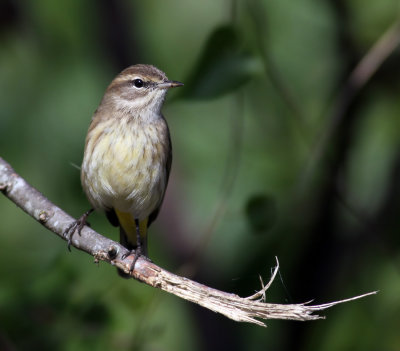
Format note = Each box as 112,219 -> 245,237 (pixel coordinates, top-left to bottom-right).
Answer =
115,209 -> 148,251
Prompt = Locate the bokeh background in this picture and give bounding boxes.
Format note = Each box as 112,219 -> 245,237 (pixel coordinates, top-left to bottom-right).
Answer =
1,0 -> 400,350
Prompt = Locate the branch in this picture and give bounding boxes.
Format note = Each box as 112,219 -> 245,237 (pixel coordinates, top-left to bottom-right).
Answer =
0,156 -> 376,327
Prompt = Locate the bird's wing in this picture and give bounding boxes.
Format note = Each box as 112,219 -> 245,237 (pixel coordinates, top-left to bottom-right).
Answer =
148,125 -> 172,227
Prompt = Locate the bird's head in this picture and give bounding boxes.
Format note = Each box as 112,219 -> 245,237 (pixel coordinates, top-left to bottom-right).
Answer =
104,64 -> 183,117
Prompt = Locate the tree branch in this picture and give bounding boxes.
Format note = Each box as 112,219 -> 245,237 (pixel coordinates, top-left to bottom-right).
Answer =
0,156 -> 376,327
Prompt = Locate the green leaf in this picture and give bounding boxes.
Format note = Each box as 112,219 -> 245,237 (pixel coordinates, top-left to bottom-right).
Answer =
181,25 -> 260,100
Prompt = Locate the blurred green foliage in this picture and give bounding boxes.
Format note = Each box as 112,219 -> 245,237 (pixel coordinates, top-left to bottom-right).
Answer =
180,25 -> 260,99
1,0 -> 400,350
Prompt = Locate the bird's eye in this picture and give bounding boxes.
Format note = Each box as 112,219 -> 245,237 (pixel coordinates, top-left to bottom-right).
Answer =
132,79 -> 144,88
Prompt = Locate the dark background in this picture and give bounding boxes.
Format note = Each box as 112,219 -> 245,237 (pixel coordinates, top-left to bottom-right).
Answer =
1,0 -> 399,350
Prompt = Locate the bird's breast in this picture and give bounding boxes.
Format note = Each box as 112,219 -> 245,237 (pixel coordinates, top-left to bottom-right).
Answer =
81,116 -> 170,218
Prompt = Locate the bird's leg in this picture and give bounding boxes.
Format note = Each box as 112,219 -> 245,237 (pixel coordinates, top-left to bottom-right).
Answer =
64,208 -> 94,251
129,218 -> 143,272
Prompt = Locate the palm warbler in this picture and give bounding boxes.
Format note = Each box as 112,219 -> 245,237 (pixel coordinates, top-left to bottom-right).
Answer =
67,64 -> 183,274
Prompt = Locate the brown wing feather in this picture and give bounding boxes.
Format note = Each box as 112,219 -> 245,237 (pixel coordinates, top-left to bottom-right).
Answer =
148,125 -> 172,227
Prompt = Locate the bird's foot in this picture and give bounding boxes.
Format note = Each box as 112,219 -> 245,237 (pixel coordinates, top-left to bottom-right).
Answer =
64,208 -> 94,251
122,245 -> 151,273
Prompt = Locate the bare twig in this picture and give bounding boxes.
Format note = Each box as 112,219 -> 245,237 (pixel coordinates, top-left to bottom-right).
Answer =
246,260 -> 280,301
0,156 -> 377,327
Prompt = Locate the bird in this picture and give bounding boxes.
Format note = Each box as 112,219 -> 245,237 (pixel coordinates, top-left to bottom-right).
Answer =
66,64 -> 183,275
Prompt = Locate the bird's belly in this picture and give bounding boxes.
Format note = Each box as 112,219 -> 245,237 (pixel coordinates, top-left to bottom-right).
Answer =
82,123 -> 167,219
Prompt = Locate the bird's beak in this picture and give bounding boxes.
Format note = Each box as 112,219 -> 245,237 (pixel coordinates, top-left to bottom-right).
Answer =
158,80 -> 184,89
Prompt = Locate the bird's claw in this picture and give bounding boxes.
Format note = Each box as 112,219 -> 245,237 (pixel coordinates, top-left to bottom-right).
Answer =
64,208 -> 94,251
122,246 -> 151,273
